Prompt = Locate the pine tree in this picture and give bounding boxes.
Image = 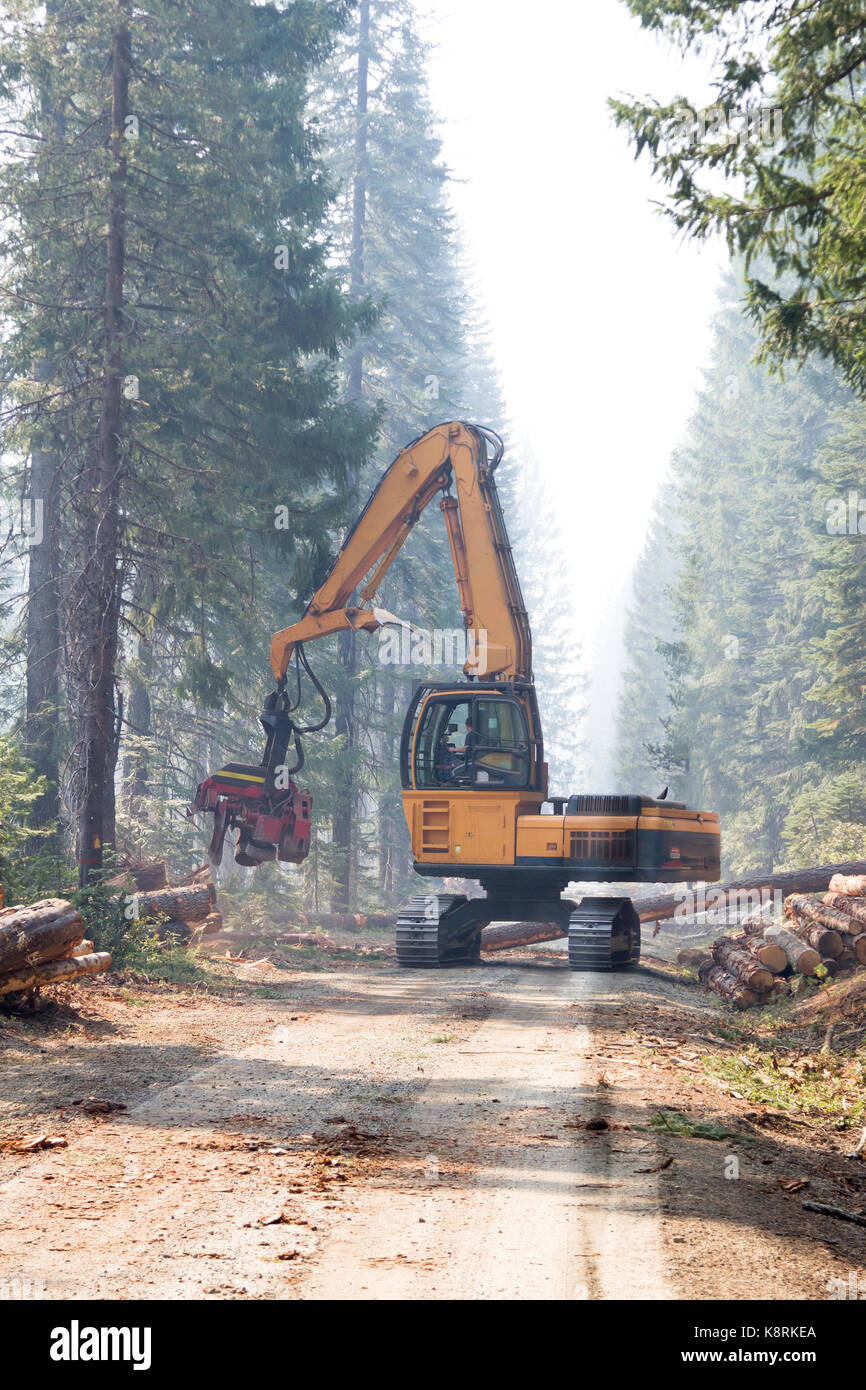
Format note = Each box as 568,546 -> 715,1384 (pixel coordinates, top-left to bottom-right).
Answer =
613,480 -> 679,792
0,0 -> 375,880
511,455 -> 586,796
632,266 -> 856,875
613,1 -> 866,393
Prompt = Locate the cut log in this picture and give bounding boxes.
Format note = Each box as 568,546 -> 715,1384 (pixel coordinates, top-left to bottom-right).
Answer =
0,906 -> 84,974
784,910 -> 843,959
0,898 -> 78,934
481,922 -> 566,953
764,925 -> 821,976
784,893 -> 854,936
741,905 -> 777,935
736,933 -> 787,974
835,949 -> 858,970
65,939 -> 95,958
710,939 -> 773,992
823,893 -> 866,930
828,874 -> 866,896
133,884 -> 215,925
698,961 -> 758,1009
635,860 -> 866,927
0,951 -> 112,996
839,932 -> 866,964
200,911 -> 223,937
278,932 -> 334,948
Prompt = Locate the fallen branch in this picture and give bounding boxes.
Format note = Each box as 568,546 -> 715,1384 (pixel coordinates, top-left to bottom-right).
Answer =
802,1200 -> 866,1229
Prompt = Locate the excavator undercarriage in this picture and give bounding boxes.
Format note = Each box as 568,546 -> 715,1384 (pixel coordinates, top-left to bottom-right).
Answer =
395,890 -> 641,971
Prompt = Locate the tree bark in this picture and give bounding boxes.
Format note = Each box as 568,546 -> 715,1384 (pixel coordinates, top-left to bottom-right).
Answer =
22,3 -> 68,846
24,443 -> 62,842
784,893 -> 854,936
709,939 -> 773,992
827,873 -> 866,895
698,961 -> 757,1009
331,0 -> 370,912
481,921 -> 566,953
76,16 -> 129,885
784,916 -> 843,959
0,903 -> 84,972
123,568 -> 157,826
0,951 -> 112,996
764,925 -> 821,975
635,860 -> 866,926
347,0 -> 368,403
133,883 -> 215,925
823,893 -> 866,929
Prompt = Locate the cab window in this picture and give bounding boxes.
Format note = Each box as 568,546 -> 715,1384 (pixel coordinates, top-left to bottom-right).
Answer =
473,699 -> 530,785
413,695 -> 530,789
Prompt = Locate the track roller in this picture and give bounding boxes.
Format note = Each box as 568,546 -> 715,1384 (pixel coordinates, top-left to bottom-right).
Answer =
568,897 -> 640,972
395,894 -> 484,968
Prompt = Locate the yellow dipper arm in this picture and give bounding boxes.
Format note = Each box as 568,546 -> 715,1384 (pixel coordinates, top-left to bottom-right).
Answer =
269,421 -> 532,685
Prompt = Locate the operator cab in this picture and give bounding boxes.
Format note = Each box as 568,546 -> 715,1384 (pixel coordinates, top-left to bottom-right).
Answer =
401,683 -> 541,791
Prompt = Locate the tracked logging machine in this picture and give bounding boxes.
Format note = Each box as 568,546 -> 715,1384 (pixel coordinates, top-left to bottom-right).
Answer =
191,423 -> 721,969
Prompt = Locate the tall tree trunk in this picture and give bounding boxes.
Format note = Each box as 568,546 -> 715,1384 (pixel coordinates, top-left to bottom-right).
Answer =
122,570 -> 156,846
76,16 -> 129,886
24,2 -> 65,847
331,0 -> 369,911
24,441 -> 61,841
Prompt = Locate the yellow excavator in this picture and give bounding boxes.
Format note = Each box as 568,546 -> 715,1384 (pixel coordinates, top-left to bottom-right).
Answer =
191,422 -> 720,970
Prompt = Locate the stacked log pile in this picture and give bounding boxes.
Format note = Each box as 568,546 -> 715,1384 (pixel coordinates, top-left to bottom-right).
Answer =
0,899 -> 111,999
699,872 -> 866,1008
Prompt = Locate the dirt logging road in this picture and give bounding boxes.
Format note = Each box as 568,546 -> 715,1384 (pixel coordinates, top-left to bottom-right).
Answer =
1,949 -> 864,1301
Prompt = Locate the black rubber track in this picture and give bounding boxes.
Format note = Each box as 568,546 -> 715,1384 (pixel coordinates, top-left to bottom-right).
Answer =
568,897 -> 641,972
395,894 -> 483,968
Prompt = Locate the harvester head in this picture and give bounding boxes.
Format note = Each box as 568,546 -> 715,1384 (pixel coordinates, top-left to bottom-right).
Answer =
189,696 -> 312,868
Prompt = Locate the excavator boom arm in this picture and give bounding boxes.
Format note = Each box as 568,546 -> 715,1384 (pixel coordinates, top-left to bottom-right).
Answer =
269,422 -> 531,684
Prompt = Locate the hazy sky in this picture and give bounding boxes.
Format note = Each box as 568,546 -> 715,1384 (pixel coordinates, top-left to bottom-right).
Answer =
414,0 -> 725,671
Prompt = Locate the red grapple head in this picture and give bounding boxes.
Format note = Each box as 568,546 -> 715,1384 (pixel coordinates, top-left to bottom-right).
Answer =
191,762 -> 312,867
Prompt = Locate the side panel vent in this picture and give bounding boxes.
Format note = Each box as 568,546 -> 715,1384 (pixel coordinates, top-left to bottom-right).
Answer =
567,794 -> 636,816
569,829 -> 634,863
